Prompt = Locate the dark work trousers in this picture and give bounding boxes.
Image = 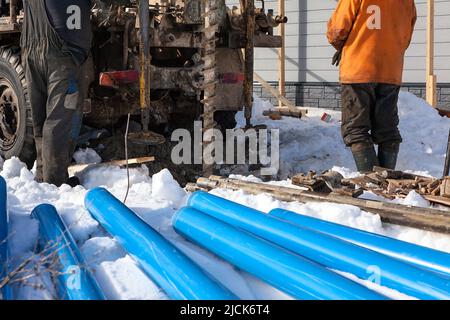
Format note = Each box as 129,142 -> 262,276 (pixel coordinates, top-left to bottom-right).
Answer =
341,83 -> 403,147
21,0 -> 86,186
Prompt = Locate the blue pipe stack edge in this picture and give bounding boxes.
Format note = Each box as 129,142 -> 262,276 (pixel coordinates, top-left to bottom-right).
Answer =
173,191 -> 450,300
0,176 -> 12,300
31,204 -> 106,300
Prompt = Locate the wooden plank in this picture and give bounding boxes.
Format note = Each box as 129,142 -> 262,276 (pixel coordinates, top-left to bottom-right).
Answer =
263,108 -> 305,119
424,195 -> 450,207
68,156 -> 155,177
440,177 -> 450,198
426,0 -> 437,107
254,72 -> 308,116
0,24 -> 19,33
278,0 -> 286,108
427,75 -> 437,107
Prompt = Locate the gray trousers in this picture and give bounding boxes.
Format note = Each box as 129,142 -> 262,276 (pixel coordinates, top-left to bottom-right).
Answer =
23,51 -> 85,186
341,83 -> 402,147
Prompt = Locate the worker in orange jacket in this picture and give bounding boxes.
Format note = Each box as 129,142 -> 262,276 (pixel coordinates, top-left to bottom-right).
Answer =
327,0 -> 417,172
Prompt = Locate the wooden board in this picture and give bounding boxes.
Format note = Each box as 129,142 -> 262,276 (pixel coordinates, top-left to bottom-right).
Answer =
68,156 -> 155,177
424,195 -> 450,207
254,72 -> 308,116
278,0 -> 286,108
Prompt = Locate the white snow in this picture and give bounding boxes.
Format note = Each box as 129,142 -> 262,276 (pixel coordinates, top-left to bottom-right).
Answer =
151,169 -> 187,207
1,92 -> 450,300
73,148 -> 102,165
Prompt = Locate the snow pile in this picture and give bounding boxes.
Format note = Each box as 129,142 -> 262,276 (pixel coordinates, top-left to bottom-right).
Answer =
151,169 -> 187,206
397,93 -> 450,177
73,148 -> 102,165
1,157 -> 28,179
391,190 -> 431,208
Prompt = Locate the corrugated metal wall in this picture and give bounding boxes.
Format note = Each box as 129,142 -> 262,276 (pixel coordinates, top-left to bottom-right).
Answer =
226,0 -> 450,83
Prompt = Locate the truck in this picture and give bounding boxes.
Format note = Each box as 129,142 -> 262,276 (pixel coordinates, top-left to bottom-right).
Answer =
0,0 -> 285,177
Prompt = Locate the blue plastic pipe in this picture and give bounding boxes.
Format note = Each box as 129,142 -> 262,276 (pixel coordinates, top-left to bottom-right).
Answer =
0,176 -> 12,300
188,191 -> 450,300
270,208 -> 450,277
173,207 -> 387,300
32,204 -> 105,300
85,187 -> 236,300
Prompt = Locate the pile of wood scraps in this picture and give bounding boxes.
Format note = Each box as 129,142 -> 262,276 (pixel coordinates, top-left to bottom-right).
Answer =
343,166 -> 450,207
291,167 -> 450,208
291,171 -> 363,198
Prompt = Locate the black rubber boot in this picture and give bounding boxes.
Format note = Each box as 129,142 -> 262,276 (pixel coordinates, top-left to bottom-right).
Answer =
378,141 -> 400,170
351,143 -> 379,173
65,176 -> 81,188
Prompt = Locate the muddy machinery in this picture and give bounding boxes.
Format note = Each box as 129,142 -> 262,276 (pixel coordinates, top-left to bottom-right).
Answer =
0,0 -> 286,175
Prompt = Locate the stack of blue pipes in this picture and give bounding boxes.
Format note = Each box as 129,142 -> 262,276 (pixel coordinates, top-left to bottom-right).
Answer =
173,191 -> 450,300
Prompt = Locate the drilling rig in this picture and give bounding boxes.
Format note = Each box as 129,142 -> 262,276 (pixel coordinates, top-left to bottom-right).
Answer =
0,0 -> 286,177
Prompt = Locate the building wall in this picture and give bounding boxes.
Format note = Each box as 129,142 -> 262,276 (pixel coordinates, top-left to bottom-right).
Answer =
254,82 -> 450,111
226,0 -> 450,109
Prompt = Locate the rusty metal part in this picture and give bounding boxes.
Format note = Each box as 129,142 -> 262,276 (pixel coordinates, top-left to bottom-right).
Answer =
139,0 -> 151,130
99,70 -> 140,88
123,18 -> 134,69
127,131 -> 166,146
201,0 -> 220,176
243,0 -> 255,128
152,66 -> 203,92
148,91 -> 173,124
0,82 -> 19,151
151,30 -> 203,48
183,0 -> 204,24
10,0 -> 17,24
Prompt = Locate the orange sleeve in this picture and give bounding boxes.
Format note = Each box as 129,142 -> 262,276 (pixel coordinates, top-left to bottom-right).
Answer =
407,2 -> 417,48
327,0 -> 362,50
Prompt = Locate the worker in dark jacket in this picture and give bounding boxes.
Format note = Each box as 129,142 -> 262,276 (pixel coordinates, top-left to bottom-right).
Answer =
21,0 -> 129,186
327,0 -> 417,172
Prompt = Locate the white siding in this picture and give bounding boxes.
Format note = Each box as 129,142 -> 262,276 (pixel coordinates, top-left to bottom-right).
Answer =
227,0 -> 450,83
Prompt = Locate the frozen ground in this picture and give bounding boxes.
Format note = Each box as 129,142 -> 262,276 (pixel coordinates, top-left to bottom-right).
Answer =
1,92 -> 450,300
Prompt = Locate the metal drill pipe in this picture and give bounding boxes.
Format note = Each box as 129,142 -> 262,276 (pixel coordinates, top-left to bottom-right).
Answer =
10,0 -> 17,24
443,128 -> 450,177
244,0 -> 255,127
139,0 -> 151,129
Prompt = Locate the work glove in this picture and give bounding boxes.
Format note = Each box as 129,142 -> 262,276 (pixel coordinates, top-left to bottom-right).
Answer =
332,50 -> 342,67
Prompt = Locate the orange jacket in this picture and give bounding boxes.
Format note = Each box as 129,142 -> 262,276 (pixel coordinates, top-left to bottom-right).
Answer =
327,0 -> 417,85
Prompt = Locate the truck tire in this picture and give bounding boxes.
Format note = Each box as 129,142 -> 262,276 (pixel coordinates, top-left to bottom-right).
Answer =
0,46 -> 36,168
